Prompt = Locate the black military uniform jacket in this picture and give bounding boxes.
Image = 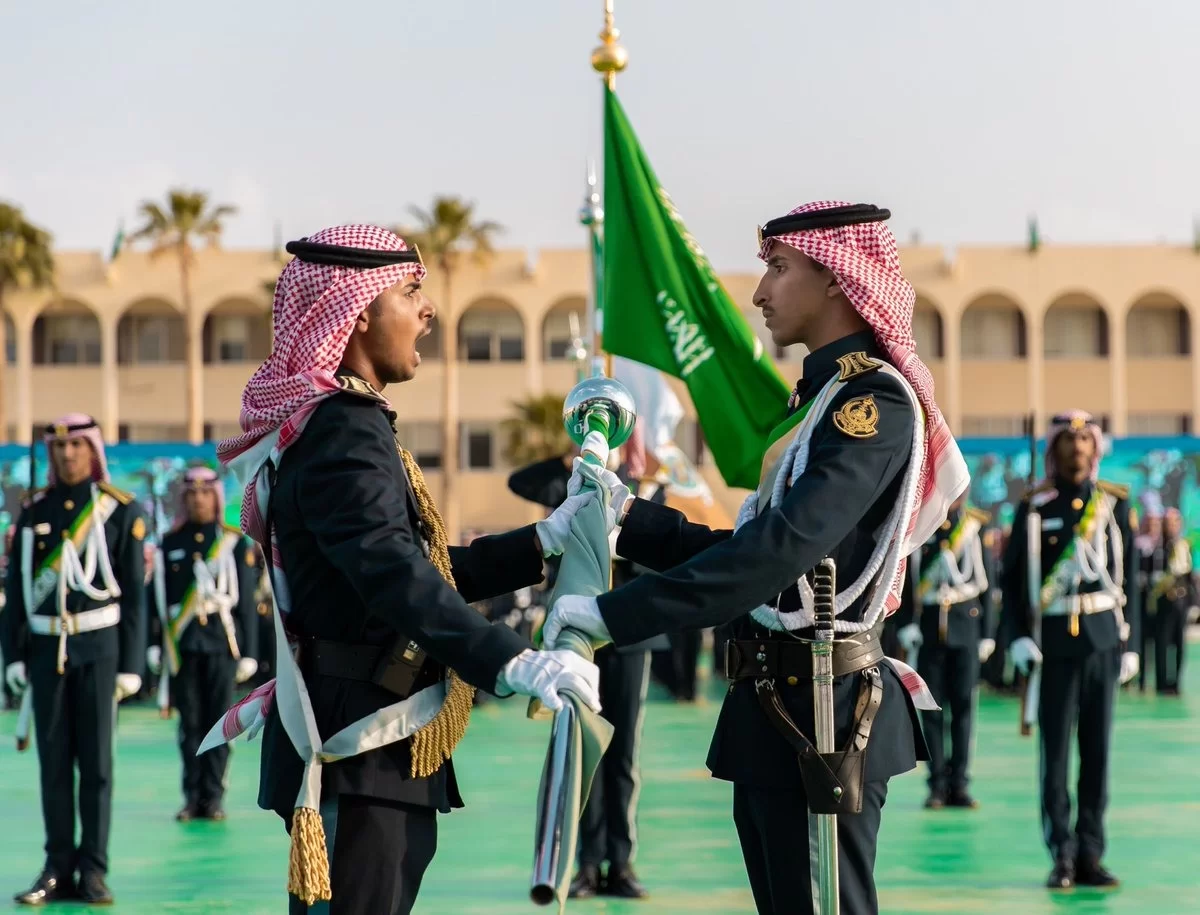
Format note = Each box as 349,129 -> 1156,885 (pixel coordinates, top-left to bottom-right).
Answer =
894,506 -> 994,649
597,331 -> 928,791
0,480 -> 147,677
258,377 -> 542,817
1001,477 -> 1140,661
1139,535 -> 1195,612
156,521 -> 259,659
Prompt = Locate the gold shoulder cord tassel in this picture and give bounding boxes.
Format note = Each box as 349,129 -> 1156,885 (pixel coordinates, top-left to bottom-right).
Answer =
286,446 -> 477,906
397,446 -> 477,778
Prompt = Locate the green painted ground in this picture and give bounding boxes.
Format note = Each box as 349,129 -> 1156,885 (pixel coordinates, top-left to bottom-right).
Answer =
1,646 -> 1197,914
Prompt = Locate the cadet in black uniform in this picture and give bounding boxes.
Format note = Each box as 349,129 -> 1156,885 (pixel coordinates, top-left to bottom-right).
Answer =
207,226 -> 602,915
1148,508 -> 1193,694
1001,410 -> 1140,890
895,495 -> 994,809
507,450 -> 661,899
543,202 -> 969,915
0,414 -> 147,906
148,466 -> 260,820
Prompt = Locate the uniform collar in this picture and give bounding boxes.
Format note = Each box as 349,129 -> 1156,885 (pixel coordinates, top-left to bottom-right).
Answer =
1052,475 -> 1091,497
54,479 -> 93,502
789,330 -> 883,412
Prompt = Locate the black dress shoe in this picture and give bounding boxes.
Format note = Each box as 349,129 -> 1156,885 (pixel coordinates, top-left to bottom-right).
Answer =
568,865 -> 601,899
77,872 -> 113,905
200,802 -> 227,821
946,789 -> 979,809
176,804 -> 200,822
604,866 -> 649,899
1076,857 -> 1119,887
14,871 -> 75,905
923,789 -> 946,809
1046,858 -> 1075,889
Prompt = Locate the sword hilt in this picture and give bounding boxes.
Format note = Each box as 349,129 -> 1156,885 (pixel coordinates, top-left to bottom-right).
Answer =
813,558 -> 836,637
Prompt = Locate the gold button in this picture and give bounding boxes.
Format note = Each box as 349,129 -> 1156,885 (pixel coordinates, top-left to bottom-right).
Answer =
193,552 -> 202,561
37,541 -> 45,550
1071,498 -> 1083,510
940,521 -> 951,531
64,499 -> 74,511
787,676 -> 798,686
969,607 -> 979,618
194,532 -> 204,543
1049,535 -> 1058,545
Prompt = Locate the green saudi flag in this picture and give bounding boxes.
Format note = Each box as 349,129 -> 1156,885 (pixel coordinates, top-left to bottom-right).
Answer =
600,87 -> 791,491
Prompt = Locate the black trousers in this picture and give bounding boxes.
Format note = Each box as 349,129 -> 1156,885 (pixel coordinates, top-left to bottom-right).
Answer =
733,780 -> 888,915
578,647 -> 650,870
1154,601 -> 1187,691
287,795 -> 438,915
651,630 -> 702,700
1038,648 -> 1118,863
29,653 -> 118,878
916,641 -> 978,792
175,651 -> 237,807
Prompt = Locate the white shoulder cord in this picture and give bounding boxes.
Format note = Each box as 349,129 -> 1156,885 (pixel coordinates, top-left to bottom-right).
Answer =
747,364 -> 925,633
55,485 -> 123,671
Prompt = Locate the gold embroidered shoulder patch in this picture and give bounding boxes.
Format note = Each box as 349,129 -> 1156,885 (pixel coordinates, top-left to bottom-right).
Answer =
131,517 -> 146,541
832,395 -> 879,439
337,374 -> 388,403
835,352 -> 882,382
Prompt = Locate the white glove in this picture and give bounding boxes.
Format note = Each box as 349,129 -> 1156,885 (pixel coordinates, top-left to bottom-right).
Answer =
146,646 -> 162,676
235,657 -> 258,684
1009,636 -> 1043,675
979,638 -> 996,664
495,649 -> 602,714
535,493 -> 601,557
897,623 -> 923,653
1119,651 -> 1139,685
568,457 -> 632,527
115,673 -> 142,701
5,661 -> 27,695
541,594 -> 611,650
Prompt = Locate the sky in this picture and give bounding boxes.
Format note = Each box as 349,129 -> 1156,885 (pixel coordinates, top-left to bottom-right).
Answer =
3,0 -> 1200,273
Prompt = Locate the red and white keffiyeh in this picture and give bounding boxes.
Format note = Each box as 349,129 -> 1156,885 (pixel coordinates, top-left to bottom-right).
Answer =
206,225 -> 425,744
44,413 -> 109,484
758,200 -> 970,564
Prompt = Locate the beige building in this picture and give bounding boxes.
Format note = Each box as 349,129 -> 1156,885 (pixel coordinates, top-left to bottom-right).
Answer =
3,241 -> 1198,533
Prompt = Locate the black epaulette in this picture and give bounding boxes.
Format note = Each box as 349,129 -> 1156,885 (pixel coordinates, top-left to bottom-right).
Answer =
1097,480 -> 1129,500
1022,480 -> 1054,502
336,374 -> 389,404
965,506 -> 992,525
98,481 -> 134,505
835,352 -> 883,382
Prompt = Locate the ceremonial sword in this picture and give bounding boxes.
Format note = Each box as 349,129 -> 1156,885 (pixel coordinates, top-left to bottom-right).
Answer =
15,438 -> 37,752
810,558 -> 840,914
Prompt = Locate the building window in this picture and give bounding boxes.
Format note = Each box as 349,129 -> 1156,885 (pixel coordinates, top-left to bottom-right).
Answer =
461,423 -> 495,470
212,315 -> 251,362
396,422 -> 442,469
1126,307 -> 1188,357
118,315 -> 184,364
5,316 -> 15,365
458,307 -> 524,363
1044,308 -> 1107,358
960,416 -> 1028,437
1127,414 -> 1189,436
36,315 -> 102,365
961,308 -> 1025,359
913,309 -> 944,359
543,303 -> 586,361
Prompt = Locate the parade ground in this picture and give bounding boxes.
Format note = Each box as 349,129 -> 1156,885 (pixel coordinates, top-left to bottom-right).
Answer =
1,644 -> 1196,915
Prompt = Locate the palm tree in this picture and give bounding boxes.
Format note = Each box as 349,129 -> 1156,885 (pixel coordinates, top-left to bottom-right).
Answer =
129,190 -> 237,443
400,197 -> 502,541
501,394 -> 572,467
0,203 -> 55,444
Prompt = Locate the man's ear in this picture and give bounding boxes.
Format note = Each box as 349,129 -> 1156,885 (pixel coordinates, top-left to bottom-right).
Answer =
353,308 -> 371,332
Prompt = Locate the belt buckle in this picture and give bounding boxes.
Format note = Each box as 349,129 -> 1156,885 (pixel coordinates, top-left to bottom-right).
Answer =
62,614 -> 77,636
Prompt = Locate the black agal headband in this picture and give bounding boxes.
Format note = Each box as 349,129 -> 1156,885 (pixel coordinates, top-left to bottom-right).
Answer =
285,238 -> 424,270
757,204 -> 891,247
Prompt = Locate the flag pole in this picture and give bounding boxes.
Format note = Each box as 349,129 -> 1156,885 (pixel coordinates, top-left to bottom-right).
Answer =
578,160 -> 604,381
589,0 -> 628,379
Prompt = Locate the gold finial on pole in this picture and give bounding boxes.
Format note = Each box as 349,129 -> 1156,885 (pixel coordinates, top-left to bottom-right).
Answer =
591,0 -> 628,89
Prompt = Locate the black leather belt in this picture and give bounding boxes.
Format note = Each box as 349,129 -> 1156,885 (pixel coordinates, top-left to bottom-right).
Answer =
305,637 -> 427,698
724,621 -> 886,682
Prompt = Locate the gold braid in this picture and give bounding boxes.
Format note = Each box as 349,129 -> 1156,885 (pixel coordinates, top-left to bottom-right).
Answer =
397,445 -> 477,778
